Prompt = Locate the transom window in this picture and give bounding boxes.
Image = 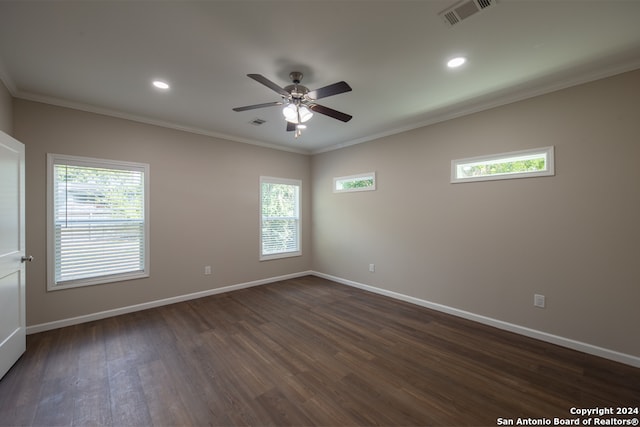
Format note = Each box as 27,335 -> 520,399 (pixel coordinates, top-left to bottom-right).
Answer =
334,172 -> 376,193
47,154 -> 149,290
451,146 -> 554,183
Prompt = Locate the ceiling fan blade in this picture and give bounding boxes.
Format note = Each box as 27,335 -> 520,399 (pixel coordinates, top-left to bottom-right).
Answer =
308,104 -> 352,122
307,81 -> 352,100
286,122 -> 296,132
247,74 -> 290,97
232,101 -> 283,112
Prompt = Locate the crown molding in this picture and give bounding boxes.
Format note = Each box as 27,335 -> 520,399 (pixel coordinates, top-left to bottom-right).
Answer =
313,58 -> 640,155
14,91 -> 312,155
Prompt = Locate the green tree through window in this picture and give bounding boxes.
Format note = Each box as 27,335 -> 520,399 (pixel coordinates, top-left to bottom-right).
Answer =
461,158 -> 546,177
260,177 -> 301,259
452,147 -> 554,183
48,154 -> 149,290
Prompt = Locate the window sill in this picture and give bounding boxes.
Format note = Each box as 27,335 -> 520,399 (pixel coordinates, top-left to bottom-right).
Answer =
260,251 -> 302,262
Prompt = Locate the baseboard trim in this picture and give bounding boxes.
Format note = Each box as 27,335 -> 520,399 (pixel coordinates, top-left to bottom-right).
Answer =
311,271 -> 640,369
26,271 -> 313,335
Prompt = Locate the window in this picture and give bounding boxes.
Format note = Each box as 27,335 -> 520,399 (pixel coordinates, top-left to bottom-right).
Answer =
47,154 -> 149,290
451,146 -> 554,183
333,172 -> 376,193
260,176 -> 301,260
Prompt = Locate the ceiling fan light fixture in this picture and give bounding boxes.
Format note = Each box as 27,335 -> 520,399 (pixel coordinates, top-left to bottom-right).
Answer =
283,104 -> 313,123
233,72 -> 352,136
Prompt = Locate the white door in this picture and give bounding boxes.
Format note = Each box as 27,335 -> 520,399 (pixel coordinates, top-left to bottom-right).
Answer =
0,131 -> 27,380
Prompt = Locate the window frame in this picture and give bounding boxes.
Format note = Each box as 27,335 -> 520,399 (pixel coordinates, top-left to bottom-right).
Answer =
333,172 -> 377,193
259,176 -> 302,261
46,153 -> 150,291
451,146 -> 555,183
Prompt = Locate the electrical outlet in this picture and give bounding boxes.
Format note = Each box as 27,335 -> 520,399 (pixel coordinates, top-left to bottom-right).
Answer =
204,266 -> 212,275
369,264 -> 375,273
534,294 -> 545,308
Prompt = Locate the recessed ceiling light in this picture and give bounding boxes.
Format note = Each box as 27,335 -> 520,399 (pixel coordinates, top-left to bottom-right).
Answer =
152,80 -> 170,90
447,57 -> 467,68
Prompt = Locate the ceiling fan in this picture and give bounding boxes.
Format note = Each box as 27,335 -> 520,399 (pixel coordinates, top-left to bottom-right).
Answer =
233,72 -> 352,138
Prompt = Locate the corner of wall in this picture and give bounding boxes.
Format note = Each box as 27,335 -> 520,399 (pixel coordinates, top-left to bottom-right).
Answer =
0,77 -> 13,135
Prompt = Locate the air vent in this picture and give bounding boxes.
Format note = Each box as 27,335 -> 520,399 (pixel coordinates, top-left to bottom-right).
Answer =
249,118 -> 266,126
439,0 -> 497,27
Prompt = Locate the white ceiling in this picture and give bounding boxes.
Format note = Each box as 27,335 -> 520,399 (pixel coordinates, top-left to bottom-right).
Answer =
1,1 -> 639,154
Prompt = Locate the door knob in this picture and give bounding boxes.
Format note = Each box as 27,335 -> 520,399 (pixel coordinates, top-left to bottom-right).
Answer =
21,255 -> 33,263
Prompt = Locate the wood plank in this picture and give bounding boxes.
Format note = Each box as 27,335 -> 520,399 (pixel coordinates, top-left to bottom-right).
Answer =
73,322 -> 113,426
1,275 -> 639,426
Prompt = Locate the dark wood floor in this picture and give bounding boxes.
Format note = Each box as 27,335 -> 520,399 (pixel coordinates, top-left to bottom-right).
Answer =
1,276 -> 638,426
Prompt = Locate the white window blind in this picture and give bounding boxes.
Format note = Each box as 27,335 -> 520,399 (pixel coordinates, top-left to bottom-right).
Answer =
47,154 -> 149,290
260,177 -> 301,260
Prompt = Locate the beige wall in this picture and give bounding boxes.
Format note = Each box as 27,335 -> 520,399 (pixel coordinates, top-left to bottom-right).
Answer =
311,69 -> 640,358
15,99 -> 311,326
12,69 -> 640,360
0,78 -> 12,135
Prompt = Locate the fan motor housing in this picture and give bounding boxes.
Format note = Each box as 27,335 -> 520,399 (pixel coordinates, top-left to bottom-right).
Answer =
284,84 -> 309,99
